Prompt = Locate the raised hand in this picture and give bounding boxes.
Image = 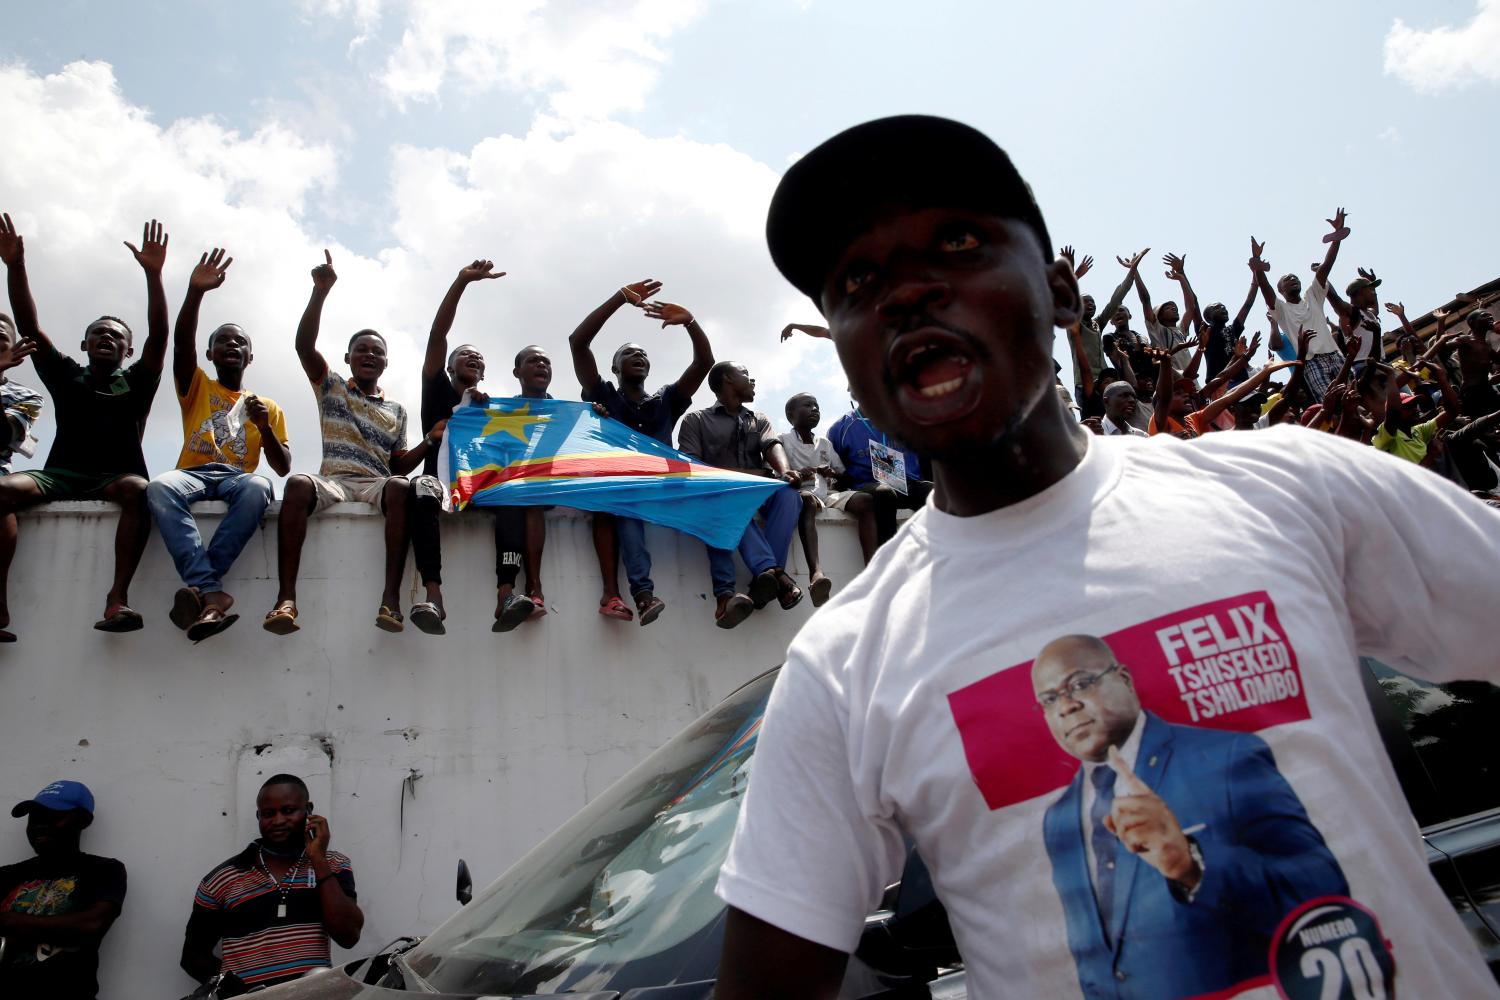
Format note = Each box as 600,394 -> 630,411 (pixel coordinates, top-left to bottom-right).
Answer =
1059,245 -> 1076,269
1385,301 -> 1406,318
124,219 -> 168,274
0,213 -> 24,267
1249,238 -> 1270,273
1432,307 -> 1450,322
1233,335 -> 1249,358
458,259 -> 505,283
1298,327 -> 1317,354
1246,331 -> 1262,357
0,337 -> 36,373
1324,207 -> 1350,243
305,814 -> 331,860
1162,252 -> 1187,280
189,247 -> 233,293
244,393 -> 270,430
1357,266 -> 1379,284
781,322 -> 831,342
620,279 -> 662,306
1075,254 -> 1094,280
1250,236 -> 1265,259
1103,747 -> 1199,886
642,300 -> 693,328
311,249 -> 337,292
1117,247 -> 1150,271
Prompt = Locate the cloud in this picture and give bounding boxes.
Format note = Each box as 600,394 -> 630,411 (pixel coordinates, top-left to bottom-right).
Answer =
1384,0 -> 1500,93
0,59 -> 834,484
1377,125 -> 1401,144
318,0 -> 707,120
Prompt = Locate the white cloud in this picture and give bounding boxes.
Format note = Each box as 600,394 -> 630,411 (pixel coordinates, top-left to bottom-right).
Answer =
0,59 -> 834,484
1377,125 -> 1401,144
1384,0 -> 1500,93
328,0 -> 705,120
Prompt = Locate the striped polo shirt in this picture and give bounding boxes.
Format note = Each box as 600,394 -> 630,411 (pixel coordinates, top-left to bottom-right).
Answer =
184,843 -> 356,988
314,367 -> 408,479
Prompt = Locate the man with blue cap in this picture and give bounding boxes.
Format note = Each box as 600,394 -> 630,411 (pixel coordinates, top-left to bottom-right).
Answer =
1,779 -> 126,999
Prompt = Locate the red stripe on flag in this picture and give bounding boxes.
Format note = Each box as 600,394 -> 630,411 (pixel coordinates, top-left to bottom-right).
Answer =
455,454 -> 697,503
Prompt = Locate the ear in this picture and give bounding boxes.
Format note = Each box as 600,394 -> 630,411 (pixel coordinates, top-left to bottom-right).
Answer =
124,343 -> 135,358
204,346 -> 214,363
344,352 -> 352,367
1046,257 -> 1081,333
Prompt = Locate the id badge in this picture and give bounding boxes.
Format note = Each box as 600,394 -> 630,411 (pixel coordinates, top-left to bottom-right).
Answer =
868,440 -> 907,494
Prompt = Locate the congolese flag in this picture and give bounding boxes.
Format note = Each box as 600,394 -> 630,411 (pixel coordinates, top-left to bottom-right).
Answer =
439,398 -> 787,549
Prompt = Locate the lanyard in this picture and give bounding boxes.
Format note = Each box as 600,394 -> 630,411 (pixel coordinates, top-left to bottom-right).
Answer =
851,408 -> 889,447
257,849 -> 310,920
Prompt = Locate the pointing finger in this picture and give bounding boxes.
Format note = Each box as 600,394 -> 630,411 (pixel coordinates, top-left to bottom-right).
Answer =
1107,746 -> 1151,795
324,248 -> 333,267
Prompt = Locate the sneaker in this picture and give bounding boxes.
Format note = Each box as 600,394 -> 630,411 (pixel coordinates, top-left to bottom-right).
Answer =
492,593 -> 536,633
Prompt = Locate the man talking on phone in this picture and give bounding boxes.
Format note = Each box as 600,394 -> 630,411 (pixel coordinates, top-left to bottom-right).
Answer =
179,774 -> 363,994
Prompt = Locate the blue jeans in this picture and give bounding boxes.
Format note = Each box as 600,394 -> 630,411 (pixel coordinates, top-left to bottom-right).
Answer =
616,516 -> 654,597
146,463 -> 274,593
706,486 -> 800,597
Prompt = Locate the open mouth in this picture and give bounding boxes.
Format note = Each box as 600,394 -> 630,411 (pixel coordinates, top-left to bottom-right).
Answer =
888,330 -> 982,424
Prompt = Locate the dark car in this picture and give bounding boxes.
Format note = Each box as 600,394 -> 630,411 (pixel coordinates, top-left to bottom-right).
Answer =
241,659 -> 1500,999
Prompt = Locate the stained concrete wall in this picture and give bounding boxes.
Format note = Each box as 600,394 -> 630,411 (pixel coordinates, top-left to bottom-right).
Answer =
0,501 -> 870,1000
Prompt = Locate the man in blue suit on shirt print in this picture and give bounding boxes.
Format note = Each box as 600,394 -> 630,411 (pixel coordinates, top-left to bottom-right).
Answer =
1034,634 -> 1347,999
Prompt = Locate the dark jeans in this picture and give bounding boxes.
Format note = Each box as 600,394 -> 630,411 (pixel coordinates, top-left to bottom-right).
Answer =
408,476 -> 526,589
862,480 -> 933,544
706,486 -> 800,597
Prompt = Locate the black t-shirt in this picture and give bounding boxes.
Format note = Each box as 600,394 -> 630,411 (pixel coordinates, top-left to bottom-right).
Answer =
1204,319 -> 1246,382
420,370 -> 461,477
0,852 -> 127,1000
584,379 -> 689,446
32,343 -> 160,478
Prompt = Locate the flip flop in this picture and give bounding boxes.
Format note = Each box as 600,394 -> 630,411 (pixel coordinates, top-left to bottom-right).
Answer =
809,577 -> 833,607
0,628 -> 15,644
93,606 -> 144,633
187,606 -> 240,643
776,573 -> 804,611
748,570 -> 779,610
410,602 -> 446,636
169,587 -> 203,631
598,596 -> 633,622
492,593 -> 535,633
263,602 -> 300,635
375,604 -> 405,633
526,592 -> 549,622
715,594 -> 754,630
635,594 -> 665,627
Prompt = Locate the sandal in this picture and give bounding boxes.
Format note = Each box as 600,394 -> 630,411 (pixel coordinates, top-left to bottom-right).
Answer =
599,596 -> 634,622
93,605 -> 145,633
410,602 -> 446,636
376,604 -> 405,633
263,602 -> 300,635
715,593 -> 754,630
169,587 -> 203,631
748,569 -> 780,610
809,576 -> 833,608
187,605 -> 240,643
776,572 -> 804,611
635,593 -> 665,627
492,593 -> 535,633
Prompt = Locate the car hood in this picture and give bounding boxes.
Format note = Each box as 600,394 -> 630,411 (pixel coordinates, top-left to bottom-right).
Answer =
254,963 -> 623,1000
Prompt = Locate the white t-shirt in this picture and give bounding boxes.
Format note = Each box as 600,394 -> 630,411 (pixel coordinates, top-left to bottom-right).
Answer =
1274,281 -> 1335,357
718,428 -> 1500,1000
778,430 -> 844,502
1348,307 -> 1383,361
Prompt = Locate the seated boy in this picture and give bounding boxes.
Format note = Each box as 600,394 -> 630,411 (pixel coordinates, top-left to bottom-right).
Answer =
147,246 -> 290,642
0,214 -> 170,636
777,392 -> 845,606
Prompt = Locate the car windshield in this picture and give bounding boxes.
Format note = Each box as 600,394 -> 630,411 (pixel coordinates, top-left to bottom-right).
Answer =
404,669 -> 775,996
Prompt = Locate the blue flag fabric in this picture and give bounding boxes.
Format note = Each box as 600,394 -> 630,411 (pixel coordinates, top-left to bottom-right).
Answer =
440,399 -> 788,549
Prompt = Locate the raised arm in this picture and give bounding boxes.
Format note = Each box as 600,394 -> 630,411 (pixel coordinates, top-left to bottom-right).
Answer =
1067,320 -> 1094,400
780,323 -> 831,342
1313,207 -> 1348,292
123,218 -> 171,374
305,815 -> 364,949
1426,357 -> 1461,426
422,260 -> 505,381
1233,271 -> 1259,329
642,300 -> 716,398
295,250 -> 338,383
0,213 -> 54,355
1199,360 -> 1300,425
1151,348 -> 1176,429
1097,264 -> 1135,329
173,247 -> 233,395
1249,237 -> 1278,312
1164,253 -> 1200,330
567,279 -> 661,397
1384,301 -> 1417,342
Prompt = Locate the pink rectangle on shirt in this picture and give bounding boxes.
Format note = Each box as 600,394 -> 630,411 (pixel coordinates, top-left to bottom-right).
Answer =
947,591 -> 1309,811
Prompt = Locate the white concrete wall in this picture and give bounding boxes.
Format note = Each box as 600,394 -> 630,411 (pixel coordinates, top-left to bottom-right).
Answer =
0,501 -> 870,1000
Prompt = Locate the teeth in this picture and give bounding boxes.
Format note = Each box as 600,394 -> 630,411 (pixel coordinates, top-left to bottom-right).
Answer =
919,377 -> 964,398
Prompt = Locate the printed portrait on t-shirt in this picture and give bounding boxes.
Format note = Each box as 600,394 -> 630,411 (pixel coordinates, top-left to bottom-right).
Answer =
947,592 -> 1397,1000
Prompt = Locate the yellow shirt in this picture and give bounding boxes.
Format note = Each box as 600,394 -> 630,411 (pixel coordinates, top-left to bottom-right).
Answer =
175,368 -> 287,473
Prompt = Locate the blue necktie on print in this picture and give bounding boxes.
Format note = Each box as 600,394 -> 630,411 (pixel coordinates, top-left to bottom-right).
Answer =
1090,764 -> 1118,936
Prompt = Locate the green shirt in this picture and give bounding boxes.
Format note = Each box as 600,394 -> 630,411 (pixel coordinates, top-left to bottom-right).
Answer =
1372,418 -> 1439,464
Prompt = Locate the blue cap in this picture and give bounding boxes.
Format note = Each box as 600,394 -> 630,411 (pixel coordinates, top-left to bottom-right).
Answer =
12,780 -> 95,817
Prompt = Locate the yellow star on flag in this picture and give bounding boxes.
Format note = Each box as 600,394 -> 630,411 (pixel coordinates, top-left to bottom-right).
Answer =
481,402 -> 552,444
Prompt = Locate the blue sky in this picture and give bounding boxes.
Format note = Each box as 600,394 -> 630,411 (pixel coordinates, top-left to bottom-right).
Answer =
2,0 -> 1496,474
